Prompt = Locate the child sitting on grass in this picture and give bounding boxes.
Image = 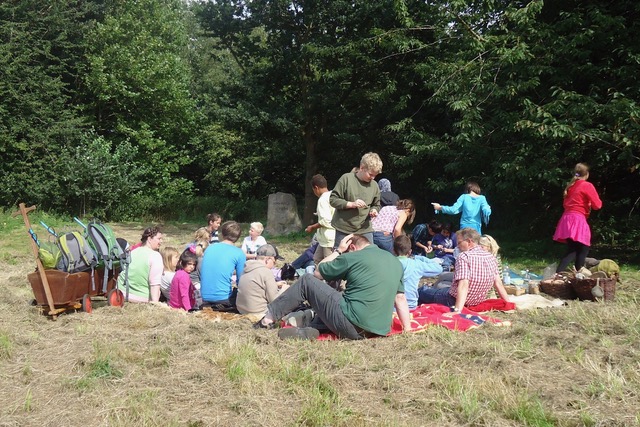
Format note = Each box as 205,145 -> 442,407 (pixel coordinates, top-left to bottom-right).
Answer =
432,222 -> 457,270
160,246 -> 180,301
411,220 -> 439,256
394,235 -> 443,310
169,250 -> 198,311
242,222 -> 267,260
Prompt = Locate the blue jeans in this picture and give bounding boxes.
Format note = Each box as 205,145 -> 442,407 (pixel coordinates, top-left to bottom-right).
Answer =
373,232 -> 394,254
418,286 -> 455,307
267,274 -> 363,340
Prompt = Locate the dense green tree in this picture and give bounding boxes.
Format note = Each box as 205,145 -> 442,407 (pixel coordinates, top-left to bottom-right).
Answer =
0,0 -> 92,208
84,0 -> 199,215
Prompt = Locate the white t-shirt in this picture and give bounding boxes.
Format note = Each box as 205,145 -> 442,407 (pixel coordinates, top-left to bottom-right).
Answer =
242,236 -> 267,254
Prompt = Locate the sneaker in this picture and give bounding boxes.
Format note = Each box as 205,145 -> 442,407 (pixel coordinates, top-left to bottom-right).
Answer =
283,309 -> 315,328
253,317 -> 276,329
277,327 -> 320,341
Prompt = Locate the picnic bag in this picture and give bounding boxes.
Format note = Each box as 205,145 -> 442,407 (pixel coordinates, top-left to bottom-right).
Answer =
84,220 -> 129,293
56,231 -> 98,275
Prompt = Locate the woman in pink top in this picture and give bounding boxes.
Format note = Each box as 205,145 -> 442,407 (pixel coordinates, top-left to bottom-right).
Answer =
553,163 -> 602,273
371,199 -> 415,253
169,250 -> 198,311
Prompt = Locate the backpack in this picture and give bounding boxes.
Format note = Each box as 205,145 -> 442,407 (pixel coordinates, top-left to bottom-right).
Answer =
38,241 -> 61,269
56,231 -> 98,281
84,220 -> 130,293
280,263 -> 296,281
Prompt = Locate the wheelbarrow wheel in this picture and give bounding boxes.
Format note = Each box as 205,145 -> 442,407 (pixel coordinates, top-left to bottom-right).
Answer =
106,289 -> 125,307
81,294 -> 92,313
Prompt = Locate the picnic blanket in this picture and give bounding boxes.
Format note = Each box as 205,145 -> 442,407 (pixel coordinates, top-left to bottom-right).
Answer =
466,298 -> 516,313
314,303 -> 510,340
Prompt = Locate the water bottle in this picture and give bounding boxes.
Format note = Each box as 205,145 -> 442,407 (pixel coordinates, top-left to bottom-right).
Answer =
523,269 -> 530,291
503,265 -> 511,285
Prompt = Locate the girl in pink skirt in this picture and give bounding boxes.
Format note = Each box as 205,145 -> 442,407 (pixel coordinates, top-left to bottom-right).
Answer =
553,163 -> 602,273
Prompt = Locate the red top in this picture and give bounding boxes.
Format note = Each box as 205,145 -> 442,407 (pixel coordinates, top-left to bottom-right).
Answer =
563,179 -> 602,217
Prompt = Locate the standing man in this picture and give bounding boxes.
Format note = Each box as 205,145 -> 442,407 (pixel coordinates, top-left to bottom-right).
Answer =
256,234 -> 412,340
417,227 -> 509,311
330,152 -> 382,245
305,174 -> 336,265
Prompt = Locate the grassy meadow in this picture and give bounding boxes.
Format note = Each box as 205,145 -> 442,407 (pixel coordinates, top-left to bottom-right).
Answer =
1,212 -> 639,427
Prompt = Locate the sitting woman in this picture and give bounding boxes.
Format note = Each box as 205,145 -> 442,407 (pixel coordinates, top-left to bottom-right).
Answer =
371,199 -> 416,253
117,226 -> 164,303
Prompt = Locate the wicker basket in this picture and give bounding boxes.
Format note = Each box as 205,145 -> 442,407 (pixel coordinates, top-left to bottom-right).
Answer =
571,277 -> 616,302
539,278 -> 577,299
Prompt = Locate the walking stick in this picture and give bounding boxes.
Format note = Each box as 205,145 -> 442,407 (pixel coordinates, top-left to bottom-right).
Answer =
12,203 -> 58,316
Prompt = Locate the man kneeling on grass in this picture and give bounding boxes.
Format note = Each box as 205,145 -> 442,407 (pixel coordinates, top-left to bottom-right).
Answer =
255,234 -> 412,340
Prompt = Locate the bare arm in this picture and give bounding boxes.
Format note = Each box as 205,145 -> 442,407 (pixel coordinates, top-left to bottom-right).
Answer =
453,279 -> 470,312
314,234 -> 352,280
393,210 -> 408,238
394,293 -> 412,331
493,274 -> 510,301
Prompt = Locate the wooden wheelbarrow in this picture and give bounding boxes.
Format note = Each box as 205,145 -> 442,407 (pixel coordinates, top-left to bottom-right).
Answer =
13,203 -> 124,319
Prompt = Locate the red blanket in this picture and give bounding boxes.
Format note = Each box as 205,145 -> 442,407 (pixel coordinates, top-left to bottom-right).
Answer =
466,298 -> 516,313
315,303 -> 510,340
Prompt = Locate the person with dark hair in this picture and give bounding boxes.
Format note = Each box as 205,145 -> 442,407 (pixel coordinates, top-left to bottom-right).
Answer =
431,222 -> 457,270
418,228 -> 509,311
553,163 -> 602,273
394,235 -> 442,309
116,226 -> 164,302
377,178 -> 399,208
432,181 -> 492,234
255,234 -> 412,340
410,220 -> 439,256
371,199 -> 416,253
305,174 -> 335,265
169,250 -> 198,311
200,221 -> 246,311
206,213 -> 222,244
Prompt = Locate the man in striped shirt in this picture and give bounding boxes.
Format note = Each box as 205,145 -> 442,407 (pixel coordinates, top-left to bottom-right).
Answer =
418,228 -> 509,311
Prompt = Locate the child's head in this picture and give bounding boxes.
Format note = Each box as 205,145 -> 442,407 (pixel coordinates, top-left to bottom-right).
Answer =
191,227 -> 210,257
311,174 -> 328,197
574,163 -> 590,178
178,249 -> 198,273
396,199 -> 416,224
220,221 -> 242,243
393,235 -> 412,256
358,152 -> 383,181
466,181 -> 482,195
249,222 -> 264,239
206,213 -> 222,231
160,246 -> 180,272
428,220 -> 442,235
441,223 -> 452,237
479,234 -> 500,256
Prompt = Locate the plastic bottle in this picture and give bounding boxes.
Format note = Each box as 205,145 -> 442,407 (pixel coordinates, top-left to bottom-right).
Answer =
523,269 -> 530,290
503,265 -> 511,285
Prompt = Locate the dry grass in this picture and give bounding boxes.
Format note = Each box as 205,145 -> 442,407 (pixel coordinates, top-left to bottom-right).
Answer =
1,221 -> 639,427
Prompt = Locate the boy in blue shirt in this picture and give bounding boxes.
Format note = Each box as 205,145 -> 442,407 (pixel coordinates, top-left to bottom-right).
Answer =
394,235 -> 443,309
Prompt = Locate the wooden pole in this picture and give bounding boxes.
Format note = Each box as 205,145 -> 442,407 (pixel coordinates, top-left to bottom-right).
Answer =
12,203 -> 57,316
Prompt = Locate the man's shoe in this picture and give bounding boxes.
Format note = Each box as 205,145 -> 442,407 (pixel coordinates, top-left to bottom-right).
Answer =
253,317 -> 276,329
277,327 -> 320,341
283,309 -> 315,328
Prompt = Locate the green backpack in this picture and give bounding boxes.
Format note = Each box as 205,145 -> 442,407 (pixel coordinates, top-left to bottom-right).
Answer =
38,241 -> 61,269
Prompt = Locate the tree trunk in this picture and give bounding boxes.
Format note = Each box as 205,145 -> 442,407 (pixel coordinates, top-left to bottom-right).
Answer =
302,120 -> 318,226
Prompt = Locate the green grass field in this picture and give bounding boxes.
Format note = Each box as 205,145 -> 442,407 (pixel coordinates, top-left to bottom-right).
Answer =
1,213 -> 639,426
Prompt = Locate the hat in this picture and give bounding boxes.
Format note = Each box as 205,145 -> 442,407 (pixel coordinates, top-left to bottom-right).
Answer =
256,244 -> 284,260
378,178 -> 391,192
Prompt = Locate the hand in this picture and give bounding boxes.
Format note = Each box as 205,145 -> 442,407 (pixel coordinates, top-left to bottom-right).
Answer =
369,209 -> 378,218
425,246 -> 433,254
431,202 -> 442,211
338,234 -> 353,253
353,199 -> 368,209
305,225 -> 313,233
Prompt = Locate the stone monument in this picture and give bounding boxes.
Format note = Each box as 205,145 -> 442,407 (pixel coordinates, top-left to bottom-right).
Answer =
266,192 -> 303,236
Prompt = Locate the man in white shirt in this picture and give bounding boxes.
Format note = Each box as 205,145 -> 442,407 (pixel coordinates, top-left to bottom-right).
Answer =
304,174 -> 336,265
